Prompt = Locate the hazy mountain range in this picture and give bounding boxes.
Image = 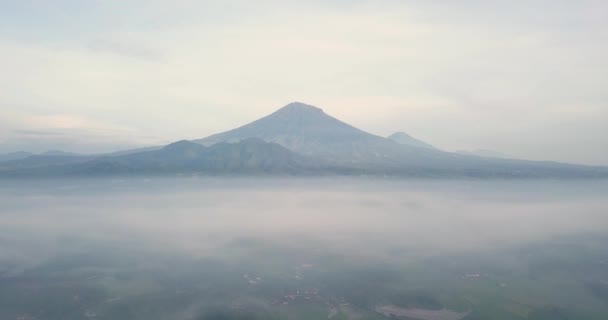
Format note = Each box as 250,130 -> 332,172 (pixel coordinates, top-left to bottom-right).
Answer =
1,102 -> 607,178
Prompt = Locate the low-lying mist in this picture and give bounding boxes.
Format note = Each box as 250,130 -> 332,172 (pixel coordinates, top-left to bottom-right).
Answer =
1,178 -> 607,319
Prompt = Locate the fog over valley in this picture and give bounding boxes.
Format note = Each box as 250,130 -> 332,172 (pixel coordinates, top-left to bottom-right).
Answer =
1,178 -> 608,319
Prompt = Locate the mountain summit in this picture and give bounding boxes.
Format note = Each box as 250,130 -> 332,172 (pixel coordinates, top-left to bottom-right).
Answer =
278,101 -> 324,114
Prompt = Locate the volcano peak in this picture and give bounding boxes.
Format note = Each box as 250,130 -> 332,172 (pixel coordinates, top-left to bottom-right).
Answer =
276,102 -> 324,114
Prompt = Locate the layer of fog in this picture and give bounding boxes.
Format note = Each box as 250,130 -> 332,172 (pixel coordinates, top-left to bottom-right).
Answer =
1,178 -> 606,272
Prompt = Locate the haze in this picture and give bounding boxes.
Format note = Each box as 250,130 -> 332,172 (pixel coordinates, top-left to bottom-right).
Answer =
1,178 -> 608,319
2,178 -> 607,260
1,1 -> 607,165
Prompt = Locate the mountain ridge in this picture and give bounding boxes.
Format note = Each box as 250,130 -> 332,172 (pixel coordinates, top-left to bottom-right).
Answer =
1,102 -> 607,178
0,139 -> 321,177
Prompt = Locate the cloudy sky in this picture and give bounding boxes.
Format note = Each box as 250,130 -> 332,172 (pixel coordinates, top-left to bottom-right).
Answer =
0,0 -> 606,165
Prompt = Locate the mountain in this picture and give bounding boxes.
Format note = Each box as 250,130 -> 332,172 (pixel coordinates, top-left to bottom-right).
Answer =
194,102 -> 444,166
388,132 -> 436,150
192,102 -> 607,178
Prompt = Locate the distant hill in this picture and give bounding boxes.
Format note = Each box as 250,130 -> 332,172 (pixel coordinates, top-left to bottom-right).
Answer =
104,145 -> 163,156
0,150 -> 84,164
0,139 -> 320,177
0,154 -> 91,170
0,151 -> 33,163
388,132 -> 436,150
41,150 -> 81,157
76,138 -> 316,175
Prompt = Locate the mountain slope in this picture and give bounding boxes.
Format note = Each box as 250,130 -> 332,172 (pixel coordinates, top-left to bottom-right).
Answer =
456,149 -> 509,159
388,132 -> 436,150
